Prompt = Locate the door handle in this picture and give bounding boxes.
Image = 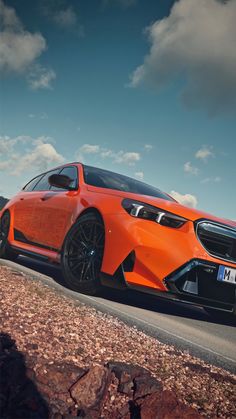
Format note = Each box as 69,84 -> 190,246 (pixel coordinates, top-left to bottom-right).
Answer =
20,198 -> 24,201
40,197 -> 47,201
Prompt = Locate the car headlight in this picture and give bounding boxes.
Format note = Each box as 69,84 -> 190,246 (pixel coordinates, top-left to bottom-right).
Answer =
122,198 -> 187,228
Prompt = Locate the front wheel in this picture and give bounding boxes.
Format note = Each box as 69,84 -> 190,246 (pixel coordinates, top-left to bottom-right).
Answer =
0,212 -> 18,261
61,212 -> 105,295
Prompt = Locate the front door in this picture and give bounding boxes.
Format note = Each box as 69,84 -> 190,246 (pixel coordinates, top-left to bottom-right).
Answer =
31,166 -> 79,251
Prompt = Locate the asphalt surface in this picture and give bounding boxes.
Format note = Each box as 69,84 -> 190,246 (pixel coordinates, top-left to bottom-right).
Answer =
1,256 -> 236,374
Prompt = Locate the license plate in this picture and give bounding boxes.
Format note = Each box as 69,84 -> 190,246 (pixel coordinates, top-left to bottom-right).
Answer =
217,265 -> 236,285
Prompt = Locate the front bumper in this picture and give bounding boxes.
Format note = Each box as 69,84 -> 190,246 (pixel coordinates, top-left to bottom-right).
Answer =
102,213 -> 236,312
164,259 -> 236,313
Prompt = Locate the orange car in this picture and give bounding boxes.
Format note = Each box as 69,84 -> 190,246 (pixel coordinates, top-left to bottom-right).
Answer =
1,162 -> 236,317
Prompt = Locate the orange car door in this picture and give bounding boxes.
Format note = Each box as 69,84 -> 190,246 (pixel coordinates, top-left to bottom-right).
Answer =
31,166 -> 79,250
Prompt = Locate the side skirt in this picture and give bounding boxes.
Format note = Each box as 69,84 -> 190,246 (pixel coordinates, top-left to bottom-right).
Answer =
13,228 -> 59,252
11,246 -> 51,262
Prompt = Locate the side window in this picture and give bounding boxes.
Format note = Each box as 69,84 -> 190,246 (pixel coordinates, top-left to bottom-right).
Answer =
50,166 -> 78,191
23,174 -> 44,192
33,169 -> 60,191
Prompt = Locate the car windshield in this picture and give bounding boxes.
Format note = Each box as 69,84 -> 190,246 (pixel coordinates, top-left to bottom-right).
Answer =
83,165 -> 174,201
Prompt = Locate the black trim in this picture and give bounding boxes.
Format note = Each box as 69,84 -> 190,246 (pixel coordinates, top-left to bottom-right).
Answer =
14,228 -> 59,252
195,218 -> 236,232
100,266 -> 127,290
164,258 -> 236,313
124,283 -> 235,313
11,246 -> 50,262
195,220 -> 236,264
123,251 -> 135,272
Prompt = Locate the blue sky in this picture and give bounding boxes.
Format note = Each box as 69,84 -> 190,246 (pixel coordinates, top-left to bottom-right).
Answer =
0,0 -> 236,220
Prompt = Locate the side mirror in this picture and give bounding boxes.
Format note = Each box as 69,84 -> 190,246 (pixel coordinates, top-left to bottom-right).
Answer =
48,174 -> 75,190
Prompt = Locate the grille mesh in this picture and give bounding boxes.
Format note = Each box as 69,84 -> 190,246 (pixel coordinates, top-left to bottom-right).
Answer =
197,222 -> 236,263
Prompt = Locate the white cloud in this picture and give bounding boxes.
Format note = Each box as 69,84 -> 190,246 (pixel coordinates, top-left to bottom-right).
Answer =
100,149 -> 113,158
0,135 -> 32,155
80,144 -> 100,154
78,144 -> 141,167
0,0 -> 20,28
0,0 -> 46,74
40,112 -> 48,120
170,190 -> 198,208
144,144 -> 153,152
28,112 -> 48,119
130,0 -> 236,114
28,65 -> 56,90
201,176 -> 221,184
43,3 -> 84,35
0,135 -> 64,175
134,171 -> 144,180
114,151 -> 140,166
0,160 -> 10,170
184,161 -> 199,176
11,141 -> 64,175
195,146 -> 214,162
53,7 -> 77,28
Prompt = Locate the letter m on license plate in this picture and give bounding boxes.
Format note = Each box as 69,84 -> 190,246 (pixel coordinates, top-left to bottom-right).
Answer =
217,265 -> 236,284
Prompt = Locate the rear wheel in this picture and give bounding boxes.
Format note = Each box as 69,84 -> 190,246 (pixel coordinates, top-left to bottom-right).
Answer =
61,212 -> 105,295
0,212 -> 18,261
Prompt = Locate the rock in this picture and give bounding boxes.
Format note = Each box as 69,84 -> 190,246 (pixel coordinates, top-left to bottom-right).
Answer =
70,365 -> 111,418
108,361 -> 163,400
0,338 -> 201,419
108,362 -> 150,383
36,362 -> 86,393
134,374 -> 162,400
138,390 -> 201,419
0,332 -> 49,419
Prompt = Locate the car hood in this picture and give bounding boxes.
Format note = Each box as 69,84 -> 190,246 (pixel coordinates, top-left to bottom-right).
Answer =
86,186 -> 236,228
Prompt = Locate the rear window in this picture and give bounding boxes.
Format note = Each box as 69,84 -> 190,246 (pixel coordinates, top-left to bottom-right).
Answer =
83,165 -> 174,201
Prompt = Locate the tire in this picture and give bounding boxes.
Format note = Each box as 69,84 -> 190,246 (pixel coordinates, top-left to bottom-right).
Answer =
204,307 -> 236,323
61,212 -> 105,295
0,212 -> 18,262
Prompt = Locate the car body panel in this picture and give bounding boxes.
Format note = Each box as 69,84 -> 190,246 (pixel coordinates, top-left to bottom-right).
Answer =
86,184 -> 236,227
1,162 -> 236,312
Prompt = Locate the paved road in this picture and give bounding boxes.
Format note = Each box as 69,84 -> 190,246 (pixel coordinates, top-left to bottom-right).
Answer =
1,256 -> 236,373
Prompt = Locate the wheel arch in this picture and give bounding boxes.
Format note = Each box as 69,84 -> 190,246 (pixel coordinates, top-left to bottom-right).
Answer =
0,208 -> 11,228
76,207 -> 105,225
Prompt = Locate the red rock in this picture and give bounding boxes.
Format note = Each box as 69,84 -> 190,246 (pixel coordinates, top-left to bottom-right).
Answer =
108,361 -> 163,400
36,362 -> 86,392
134,374 -> 162,400
138,390 -> 200,419
70,365 -> 111,418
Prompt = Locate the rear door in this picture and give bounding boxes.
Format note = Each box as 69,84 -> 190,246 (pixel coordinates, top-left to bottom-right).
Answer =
31,166 -> 79,250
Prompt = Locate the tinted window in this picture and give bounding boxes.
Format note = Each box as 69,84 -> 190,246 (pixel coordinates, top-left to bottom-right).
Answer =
23,175 -> 44,192
33,169 -> 60,191
83,165 -> 174,201
50,166 -> 78,191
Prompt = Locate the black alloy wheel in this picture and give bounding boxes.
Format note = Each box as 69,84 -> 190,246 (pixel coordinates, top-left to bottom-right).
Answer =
61,212 -> 105,295
0,212 -> 18,261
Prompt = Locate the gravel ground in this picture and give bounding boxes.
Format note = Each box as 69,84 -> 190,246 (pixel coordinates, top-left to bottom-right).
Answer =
0,264 -> 236,418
